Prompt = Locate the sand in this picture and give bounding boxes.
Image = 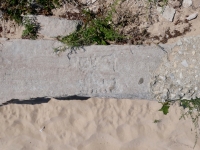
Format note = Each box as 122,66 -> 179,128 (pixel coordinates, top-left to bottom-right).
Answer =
0,98 -> 200,150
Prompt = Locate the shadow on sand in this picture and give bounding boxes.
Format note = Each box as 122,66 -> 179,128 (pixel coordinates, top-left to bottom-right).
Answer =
0,95 -> 90,107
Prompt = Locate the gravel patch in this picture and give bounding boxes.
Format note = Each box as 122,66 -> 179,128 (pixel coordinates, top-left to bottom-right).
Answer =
151,36 -> 200,101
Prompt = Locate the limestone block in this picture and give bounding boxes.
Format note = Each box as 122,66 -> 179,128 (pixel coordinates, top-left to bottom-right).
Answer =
36,15 -> 81,38
0,39 -> 172,104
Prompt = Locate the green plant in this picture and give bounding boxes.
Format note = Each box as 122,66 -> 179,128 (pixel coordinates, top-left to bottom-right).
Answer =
0,0 -> 61,24
159,98 -> 200,148
22,16 -> 39,39
57,0 -> 124,49
154,119 -> 161,123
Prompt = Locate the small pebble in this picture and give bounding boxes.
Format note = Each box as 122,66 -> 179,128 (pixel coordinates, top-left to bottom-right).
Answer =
182,96 -> 191,100
162,6 -> 176,22
176,80 -> 181,84
181,60 -> 188,67
174,62 -> 177,67
186,12 -> 198,21
177,40 -> 182,46
159,76 -> 165,80
178,51 -> 182,54
138,78 -> 144,84
170,94 -> 176,99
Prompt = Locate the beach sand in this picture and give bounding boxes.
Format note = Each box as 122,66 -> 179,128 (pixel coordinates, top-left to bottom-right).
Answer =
0,98 -> 200,150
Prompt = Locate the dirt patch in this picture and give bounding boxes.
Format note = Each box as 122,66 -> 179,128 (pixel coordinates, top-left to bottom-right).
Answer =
45,0 -> 200,45
1,0 -> 200,44
0,19 -> 24,38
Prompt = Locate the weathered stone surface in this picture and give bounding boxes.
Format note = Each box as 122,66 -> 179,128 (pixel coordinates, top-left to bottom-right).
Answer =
78,0 -> 97,5
151,36 -> 200,101
162,6 -> 176,22
36,15 -> 81,38
186,12 -> 198,21
182,0 -> 193,8
0,39 -> 172,104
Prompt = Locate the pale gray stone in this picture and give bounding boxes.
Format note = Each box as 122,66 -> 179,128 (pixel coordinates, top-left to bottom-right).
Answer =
197,92 -> 200,98
170,94 -> 177,99
177,40 -> 182,46
157,7 -> 163,13
0,39 -> 173,104
159,76 -> 166,81
162,6 -> 176,21
181,60 -> 189,67
182,96 -> 191,100
78,0 -> 96,5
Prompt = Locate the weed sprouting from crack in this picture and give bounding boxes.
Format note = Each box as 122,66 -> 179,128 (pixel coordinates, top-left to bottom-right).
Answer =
159,98 -> 200,148
22,16 -> 39,40
54,45 -> 85,60
55,0 -> 125,51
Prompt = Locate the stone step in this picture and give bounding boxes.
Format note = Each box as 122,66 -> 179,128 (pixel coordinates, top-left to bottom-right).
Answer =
0,15 -> 81,39
0,38 -> 173,104
35,15 -> 81,39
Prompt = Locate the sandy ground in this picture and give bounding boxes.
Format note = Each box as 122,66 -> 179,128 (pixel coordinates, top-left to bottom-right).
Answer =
0,98 -> 200,150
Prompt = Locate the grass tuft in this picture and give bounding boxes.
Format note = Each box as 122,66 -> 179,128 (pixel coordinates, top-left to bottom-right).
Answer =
22,16 -> 39,40
159,98 -> 200,148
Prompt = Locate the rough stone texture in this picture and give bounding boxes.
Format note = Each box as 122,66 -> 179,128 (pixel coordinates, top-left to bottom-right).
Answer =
162,6 -> 176,22
0,38 -> 172,104
36,15 -> 81,38
182,0 -> 193,8
0,10 -> 2,18
186,12 -> 198,21
151,36 -> 200,101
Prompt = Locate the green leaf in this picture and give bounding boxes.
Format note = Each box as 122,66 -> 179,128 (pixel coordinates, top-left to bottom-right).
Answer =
159,103 -> 170,115
154,119 -> 161,123
180,101 -> 190,109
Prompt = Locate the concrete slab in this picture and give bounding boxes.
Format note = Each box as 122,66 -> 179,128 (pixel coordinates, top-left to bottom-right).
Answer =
0,39 -> 173,104
35,15 -> 81,38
